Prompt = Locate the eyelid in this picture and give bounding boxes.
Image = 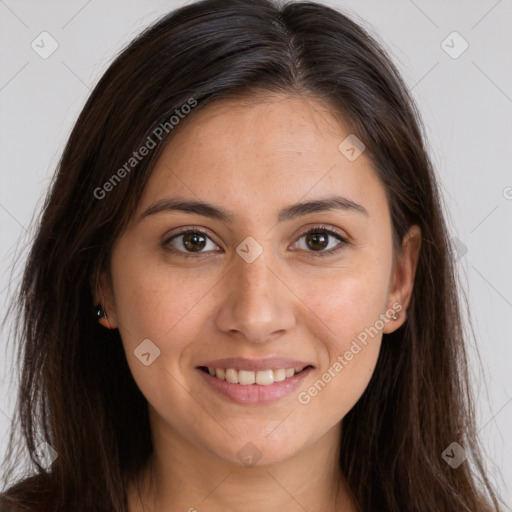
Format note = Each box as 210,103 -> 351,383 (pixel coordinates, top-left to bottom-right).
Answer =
163,224 -> 219,240
292,223 -> 348,243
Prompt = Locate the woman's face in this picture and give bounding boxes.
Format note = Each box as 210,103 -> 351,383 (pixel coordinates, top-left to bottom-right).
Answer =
98,93 -> 420,467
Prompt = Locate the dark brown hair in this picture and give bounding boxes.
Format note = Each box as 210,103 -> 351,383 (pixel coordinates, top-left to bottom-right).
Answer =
0,0 -> 506,510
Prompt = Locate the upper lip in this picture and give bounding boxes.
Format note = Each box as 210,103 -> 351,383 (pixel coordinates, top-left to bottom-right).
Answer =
197,357 -> 314,372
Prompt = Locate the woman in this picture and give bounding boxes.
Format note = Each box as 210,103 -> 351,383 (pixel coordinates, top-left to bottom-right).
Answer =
0,0 -> 506,510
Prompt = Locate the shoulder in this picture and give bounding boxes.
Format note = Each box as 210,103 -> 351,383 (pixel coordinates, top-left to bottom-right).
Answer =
0,474 -> 54,512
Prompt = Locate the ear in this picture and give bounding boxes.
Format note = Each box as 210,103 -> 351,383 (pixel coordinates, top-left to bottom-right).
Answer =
92,269 -> 118,329
383,224 -> 422,333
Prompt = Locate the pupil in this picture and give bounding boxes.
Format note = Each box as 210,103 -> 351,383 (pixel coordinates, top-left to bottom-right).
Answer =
183,232 -> 206,251
307,232 -> 327,251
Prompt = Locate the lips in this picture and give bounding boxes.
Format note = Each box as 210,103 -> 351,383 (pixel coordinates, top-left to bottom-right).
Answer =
195,357 -> 315,404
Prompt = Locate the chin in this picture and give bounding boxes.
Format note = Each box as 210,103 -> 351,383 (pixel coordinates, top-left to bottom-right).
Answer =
208,435 -> 302,468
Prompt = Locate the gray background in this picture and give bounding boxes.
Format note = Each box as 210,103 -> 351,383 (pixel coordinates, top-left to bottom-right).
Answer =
0,0 -> 511,505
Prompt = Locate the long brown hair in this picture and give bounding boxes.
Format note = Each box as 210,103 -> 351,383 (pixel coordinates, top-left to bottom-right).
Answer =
0,0 -> 506,510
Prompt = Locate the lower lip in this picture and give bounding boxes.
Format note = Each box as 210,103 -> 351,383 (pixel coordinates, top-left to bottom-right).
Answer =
196,367 -> 313,404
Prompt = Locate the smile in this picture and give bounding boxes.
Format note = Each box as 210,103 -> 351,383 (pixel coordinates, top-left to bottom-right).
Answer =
199,366 -> 310,385
196,364 -> 314,404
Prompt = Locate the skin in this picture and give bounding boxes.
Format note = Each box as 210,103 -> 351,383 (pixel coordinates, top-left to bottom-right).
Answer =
95,93 -> 421,511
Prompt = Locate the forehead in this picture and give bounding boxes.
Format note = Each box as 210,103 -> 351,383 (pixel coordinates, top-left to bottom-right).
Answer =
136,93 -> 388,223
167,93 -> 352,163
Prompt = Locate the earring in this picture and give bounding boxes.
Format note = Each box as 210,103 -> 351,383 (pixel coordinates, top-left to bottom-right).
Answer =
391,312 -> 398,320
95,304 -> 108,320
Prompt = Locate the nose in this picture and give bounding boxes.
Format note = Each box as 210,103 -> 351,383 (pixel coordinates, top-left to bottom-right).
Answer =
214,250 -> 296,344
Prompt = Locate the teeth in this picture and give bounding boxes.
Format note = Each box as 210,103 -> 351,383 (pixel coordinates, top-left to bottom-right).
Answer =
274,368 -> 286,382
255,370 -> 273,386
225,368 -> 238,384
207,366 -> 306,385
238,369 -> 255,385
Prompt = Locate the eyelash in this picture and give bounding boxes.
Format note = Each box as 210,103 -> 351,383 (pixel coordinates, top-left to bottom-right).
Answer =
162,224 -> 349,259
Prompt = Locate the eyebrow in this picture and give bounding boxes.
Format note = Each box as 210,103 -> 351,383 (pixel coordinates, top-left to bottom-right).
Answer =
138,195 -> 368,224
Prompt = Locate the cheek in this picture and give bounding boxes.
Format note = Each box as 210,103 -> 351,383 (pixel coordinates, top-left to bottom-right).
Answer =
301,257 -> 391,347
110,249 -> 209,345
110,266 -> 209,420
294,259 -> 390,412
108,250 -> 215,400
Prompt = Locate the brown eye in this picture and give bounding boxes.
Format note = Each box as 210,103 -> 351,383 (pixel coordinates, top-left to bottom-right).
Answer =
294,226 -> 348,257
163,229 -> 220,256
305,231 -> 329,251
181,231 -> 207,252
